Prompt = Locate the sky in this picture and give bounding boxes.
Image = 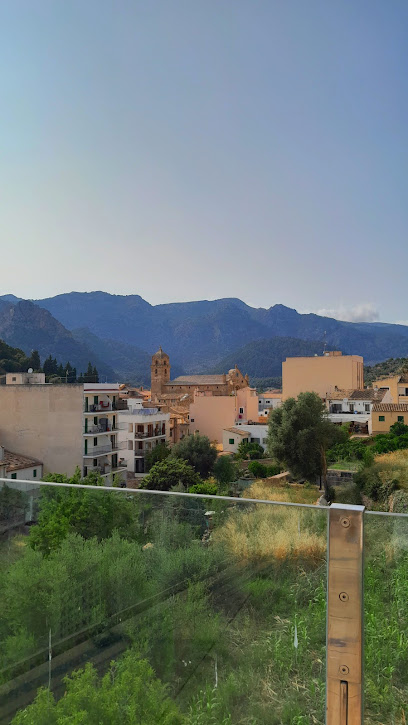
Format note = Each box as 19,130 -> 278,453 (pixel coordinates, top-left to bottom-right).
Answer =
0,1 -> 407,322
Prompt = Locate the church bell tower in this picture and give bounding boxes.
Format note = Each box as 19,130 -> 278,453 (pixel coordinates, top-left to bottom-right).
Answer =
151,347 -> 170,401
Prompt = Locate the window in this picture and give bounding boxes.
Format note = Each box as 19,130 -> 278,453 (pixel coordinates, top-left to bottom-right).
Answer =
190,418 -> 195,423
239,407 -> 244,415
379,416 -> 385,422
259,400 -> 262,405
243,438 -> 248,443
12,376 -> 16,382
94,437 -> 98,446
229,438 -> 234,445
33,469 -> 37,478
349,404 -> 354,413
266,400 -> 270,404
398,416 -> 404,422
365,404 -> 370,412
93,458 -> 98,466
11,473 -> 17,479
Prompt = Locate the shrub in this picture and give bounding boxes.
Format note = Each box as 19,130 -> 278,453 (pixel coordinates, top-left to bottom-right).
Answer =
248,461 -> 268,478
188,481 -> 218,496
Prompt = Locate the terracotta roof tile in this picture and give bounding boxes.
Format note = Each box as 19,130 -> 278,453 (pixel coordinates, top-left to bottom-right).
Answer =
372,403 -> 408,412
224,427 -> 251,436
3,450 -> 42,473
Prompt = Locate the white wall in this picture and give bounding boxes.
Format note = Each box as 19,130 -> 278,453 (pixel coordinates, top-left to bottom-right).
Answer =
6,464 -> 43,481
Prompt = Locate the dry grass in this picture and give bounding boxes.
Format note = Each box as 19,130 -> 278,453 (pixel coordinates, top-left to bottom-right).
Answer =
374,449 -> 408,490
214,504 -> 325,563
243,480 -> 319,505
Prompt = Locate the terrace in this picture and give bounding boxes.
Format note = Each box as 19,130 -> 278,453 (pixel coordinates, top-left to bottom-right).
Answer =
0,476 -> 406,724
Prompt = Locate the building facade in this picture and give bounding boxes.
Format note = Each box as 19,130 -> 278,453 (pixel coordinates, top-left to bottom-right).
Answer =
282,351 -> 364,400
188,386 -> 259,443
118,400 -> 170,476
258,390 -> 282,417
370,374 -> 408,405
0,382 -> 127,483
370,403 -> 408,435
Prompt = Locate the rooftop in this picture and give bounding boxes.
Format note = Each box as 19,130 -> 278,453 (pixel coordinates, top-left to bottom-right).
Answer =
3,449 -> 42,472
165,375 -> 226,386
328,388 -> 387,401
224,427 -> 251,437
372,403 -> 408,412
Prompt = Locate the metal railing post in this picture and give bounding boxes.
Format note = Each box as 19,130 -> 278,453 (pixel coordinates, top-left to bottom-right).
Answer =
327,503 -> 365,724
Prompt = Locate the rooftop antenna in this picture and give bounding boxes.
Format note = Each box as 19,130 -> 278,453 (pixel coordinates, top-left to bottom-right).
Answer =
323,331 -> 327,355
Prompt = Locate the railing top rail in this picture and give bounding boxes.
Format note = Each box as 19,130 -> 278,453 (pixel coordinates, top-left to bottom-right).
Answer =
0,477 -> 324,509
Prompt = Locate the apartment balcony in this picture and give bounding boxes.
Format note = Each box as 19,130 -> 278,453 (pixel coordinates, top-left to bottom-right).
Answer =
134,430 -> 165,440
84,401 -> 128,415
83,424 -> 118,435
0,477 -> 406,724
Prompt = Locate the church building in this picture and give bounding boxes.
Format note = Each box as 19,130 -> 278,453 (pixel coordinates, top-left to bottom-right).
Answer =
151,347 -> 250,406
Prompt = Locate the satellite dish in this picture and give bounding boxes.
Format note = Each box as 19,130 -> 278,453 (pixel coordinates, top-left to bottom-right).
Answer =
27,368 -> 33,373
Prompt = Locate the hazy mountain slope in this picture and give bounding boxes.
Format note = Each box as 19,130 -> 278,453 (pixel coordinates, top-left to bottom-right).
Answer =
71,328 -> 185,385
32,291 -> 408,368
0,300 -> 115,379
212,337 -> 334,378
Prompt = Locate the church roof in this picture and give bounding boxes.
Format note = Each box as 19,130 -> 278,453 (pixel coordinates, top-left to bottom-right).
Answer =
165,375 -> 226,386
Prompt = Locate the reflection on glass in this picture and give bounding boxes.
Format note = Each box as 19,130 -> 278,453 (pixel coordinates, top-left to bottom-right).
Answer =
0,481 -> 327,724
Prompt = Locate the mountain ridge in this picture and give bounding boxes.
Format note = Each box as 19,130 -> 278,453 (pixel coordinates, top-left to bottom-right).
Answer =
33,291 -> 408,369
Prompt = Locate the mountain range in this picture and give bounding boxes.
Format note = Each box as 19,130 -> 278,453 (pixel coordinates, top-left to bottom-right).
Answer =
1,291 -> 408,384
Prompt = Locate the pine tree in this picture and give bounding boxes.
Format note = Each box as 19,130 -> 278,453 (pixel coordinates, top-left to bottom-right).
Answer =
85,362 -> 93,382
92,366 -> 99,383
28,350 -> 41,371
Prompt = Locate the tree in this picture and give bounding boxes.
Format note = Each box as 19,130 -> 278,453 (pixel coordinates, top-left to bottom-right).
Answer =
267,392 -> 343,500
171,433 -> 217,478
140,458 -> 201,491
214,455 -> 238,485
29,470 -> 138,555
11,650 -> 183,724
27,350 -> 41,371
236,440 -> 264,460
145,442 -> 171,471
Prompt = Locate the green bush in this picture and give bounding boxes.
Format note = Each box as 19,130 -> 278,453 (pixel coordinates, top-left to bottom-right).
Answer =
248,460 -> 268,478
188,481 -> 218,496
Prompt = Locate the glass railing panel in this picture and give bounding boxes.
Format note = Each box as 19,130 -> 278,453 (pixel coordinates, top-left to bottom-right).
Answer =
0,480 -> 328,724
364,510 -> 408,724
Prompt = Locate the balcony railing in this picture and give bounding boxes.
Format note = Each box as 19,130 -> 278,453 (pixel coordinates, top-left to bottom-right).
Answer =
84,444 -> 113,456
84,424 -> 116,434
0,477 -> 407,724
134,430 -> 165,439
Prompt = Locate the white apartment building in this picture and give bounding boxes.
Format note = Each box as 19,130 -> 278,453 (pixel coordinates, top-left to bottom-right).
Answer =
82,384 -> 127,482
223,423 -> 269,454
326,387 -> 391,432
119,400 -> 170,476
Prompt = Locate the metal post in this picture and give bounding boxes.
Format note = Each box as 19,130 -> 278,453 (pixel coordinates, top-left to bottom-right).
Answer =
327,503 -> 364,725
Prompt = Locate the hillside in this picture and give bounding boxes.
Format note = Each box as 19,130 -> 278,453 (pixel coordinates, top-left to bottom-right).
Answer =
365,357 -> 408,385
212,337 -> 333,378
34,292 -> 408,370
0,339 -> 35,375
0,300 -> 115,380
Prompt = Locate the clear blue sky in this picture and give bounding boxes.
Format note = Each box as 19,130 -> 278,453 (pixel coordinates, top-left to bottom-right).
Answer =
0,1 -> 407,322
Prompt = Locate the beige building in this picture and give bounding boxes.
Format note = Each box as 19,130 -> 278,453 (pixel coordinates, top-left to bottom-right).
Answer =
0,383 -> 127,482
5,372 -> 46,385
370,403 -> 408,435
0,445 -> 43,481
370,373 -> 408,405
282,351 -> 364,400
188,386 -> 259,444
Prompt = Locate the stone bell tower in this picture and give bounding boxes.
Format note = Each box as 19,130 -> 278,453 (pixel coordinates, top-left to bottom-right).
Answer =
151,347 -> 170,402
